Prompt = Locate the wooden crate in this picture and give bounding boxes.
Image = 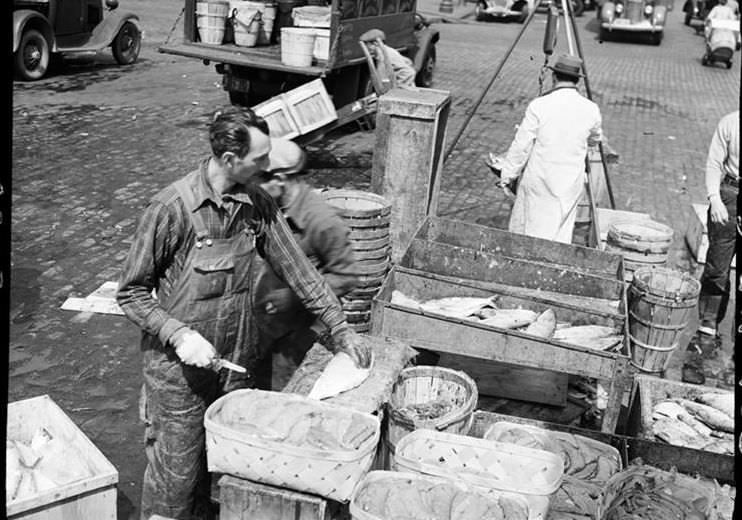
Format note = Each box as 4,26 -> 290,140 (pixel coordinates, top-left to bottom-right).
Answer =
7,395 -> 119,520
254,96 -> 301,140
370,266 -> 632,433
469,409 -> 734,485
282,78 -> 337,135
402,216 -> 627,302
685,202 -> 736,268
622,374 -> 734,482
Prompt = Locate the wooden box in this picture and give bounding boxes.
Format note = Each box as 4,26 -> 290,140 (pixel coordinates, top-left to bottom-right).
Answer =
282,78 -> 337,135
469,409 -> 734,485
7,395 -> 119,520
370,266 -> 632,432
401,216 -> 627,303
685,202 -> 736,268
254,96 -> 301,140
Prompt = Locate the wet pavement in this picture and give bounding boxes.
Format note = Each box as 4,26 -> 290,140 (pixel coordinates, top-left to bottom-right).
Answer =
10,1 -> 738,518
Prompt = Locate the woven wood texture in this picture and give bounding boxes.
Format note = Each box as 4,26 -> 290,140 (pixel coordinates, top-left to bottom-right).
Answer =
204,390 -> 380,502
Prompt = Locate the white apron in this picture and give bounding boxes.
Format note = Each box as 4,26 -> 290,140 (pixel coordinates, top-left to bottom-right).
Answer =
500,87 -> 603,244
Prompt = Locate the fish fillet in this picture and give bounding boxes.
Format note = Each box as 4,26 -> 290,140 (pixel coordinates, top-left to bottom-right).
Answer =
652,417 -> 708,449
524,309 -> 556,338
391,290 -> 422,309
553,325 -> 617,341
696,392 -> 734,418
308,352 -> 372,400
559,335 -> 623,351
419,296 -> 496,319
480,308 -> 538,329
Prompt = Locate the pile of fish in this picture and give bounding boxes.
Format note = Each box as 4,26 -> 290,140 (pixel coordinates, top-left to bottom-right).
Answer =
391,291 -> 623,350
215,392 -> 376,451
485,423 -> 621,518
651,392 -> 734,454
7,428 -> 93,502
600,464 -> 725,520
354,475 -> 529,520
397,398 -> 454,423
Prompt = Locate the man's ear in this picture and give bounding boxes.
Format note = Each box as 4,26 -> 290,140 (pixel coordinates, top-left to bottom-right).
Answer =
220,151 -> 237,166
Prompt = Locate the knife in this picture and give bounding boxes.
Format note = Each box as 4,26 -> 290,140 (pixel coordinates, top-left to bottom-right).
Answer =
211,357 -> 247,373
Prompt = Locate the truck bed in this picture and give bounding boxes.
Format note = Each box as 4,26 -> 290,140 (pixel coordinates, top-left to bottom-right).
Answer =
159,41 -> 329,75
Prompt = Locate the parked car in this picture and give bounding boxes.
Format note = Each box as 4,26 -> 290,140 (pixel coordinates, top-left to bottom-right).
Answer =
683,0 -> 716,26
600,0 -> 667,44
476,0 -> 537,22
13,0 -> 141,80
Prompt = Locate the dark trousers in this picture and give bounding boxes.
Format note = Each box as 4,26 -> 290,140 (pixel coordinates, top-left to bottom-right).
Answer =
698,181 -> 737,332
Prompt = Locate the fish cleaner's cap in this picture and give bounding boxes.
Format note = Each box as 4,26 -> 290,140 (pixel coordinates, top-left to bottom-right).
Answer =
267,138 -> 306,176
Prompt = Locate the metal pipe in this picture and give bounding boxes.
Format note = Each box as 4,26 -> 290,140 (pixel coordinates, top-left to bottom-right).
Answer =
564,0 -> 617,209
443,6 -> 539,162
561,0 -> 577,55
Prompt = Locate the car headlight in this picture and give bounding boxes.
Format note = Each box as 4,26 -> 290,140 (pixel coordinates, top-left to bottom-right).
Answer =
615,3 -> 623,11
644,4 -> 653,13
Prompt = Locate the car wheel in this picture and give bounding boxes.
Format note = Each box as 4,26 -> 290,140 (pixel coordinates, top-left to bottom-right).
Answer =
651,31 -> 663,45
112,21 -> 141,65
475,2 -> 487,20
684,11 -> 692,24
15,29 -> 50,81
726,60 -> 733,69
571,0 -> 585,16
599,27 -> 609,40
416,45 -> 436,88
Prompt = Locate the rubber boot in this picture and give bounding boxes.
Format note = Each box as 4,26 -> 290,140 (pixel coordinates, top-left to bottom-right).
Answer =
681,334 -> 707,385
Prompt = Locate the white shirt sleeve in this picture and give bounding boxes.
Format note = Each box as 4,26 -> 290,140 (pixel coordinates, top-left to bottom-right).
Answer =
500,103 -> 540,182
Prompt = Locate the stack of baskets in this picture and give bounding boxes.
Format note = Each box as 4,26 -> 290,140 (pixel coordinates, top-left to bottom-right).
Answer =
604,219 -> 674,281
323,189 -> 392,334
196,0 -> 231,44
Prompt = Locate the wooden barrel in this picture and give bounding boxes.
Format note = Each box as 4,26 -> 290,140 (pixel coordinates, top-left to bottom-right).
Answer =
383,366 -> 477,469
605,220 -> 674,281
627,266 -> 701,373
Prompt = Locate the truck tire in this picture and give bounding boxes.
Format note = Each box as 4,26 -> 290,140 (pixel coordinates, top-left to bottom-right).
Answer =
229,91 -> 251,106
15,29 -> 50,81
416,45 -> 436,88
571,0 -> 585,16
112,22 -> 141,65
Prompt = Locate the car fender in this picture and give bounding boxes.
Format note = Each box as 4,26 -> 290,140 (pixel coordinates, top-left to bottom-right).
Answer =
601,1 -> 616,21
14,10 -> 54,53
412,26 -> 439,73
91,11 -> 141,47
652,5 -> 667,24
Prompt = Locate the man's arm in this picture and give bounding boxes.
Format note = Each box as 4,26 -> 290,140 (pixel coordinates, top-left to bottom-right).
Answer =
116,200 -> 186,345
499,104 -> 540,182
312,219 -> 359,298
262,210 -> 348,335
588,110 -> 603,147
705,118 -> 731,224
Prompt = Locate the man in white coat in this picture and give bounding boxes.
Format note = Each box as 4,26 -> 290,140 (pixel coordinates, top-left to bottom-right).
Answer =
493,54 -> 603,244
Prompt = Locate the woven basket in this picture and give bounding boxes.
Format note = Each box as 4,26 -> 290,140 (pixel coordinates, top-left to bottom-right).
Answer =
607,220 -> 674,254
393,429 -> 564,520
204,389 -> 380,502
385,366 -> 477,461
349,470 -> 532,520
323,189 -> 392,219
483,421 -> 622,482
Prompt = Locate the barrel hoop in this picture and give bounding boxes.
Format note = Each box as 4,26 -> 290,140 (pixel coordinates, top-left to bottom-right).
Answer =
629,333 -> 678,351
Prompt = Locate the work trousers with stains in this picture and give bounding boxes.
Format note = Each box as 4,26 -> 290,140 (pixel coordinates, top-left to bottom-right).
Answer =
698,180 -> 737,333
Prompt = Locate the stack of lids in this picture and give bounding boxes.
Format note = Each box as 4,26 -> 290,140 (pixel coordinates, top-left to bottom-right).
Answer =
323,189 -> 392,333
604,219 -> 674,281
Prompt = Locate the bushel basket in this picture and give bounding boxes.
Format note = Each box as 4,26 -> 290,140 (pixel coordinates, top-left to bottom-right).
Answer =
204,389 -> 380,502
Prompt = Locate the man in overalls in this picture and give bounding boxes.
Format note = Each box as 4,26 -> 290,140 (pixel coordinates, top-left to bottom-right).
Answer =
117,106 -> 371,520
252,138 -> 359,389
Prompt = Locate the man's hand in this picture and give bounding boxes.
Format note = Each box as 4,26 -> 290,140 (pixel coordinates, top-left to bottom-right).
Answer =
331,328 -> 371,368
709,194 -> 729,224
171,328 -> 216,367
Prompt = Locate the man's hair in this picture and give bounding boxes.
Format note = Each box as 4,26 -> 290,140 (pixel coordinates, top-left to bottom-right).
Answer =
209,106 -> 270,158
553,71 -> 579,84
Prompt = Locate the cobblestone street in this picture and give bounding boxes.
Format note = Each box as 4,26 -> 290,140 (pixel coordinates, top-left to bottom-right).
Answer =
10,0 -> 739,517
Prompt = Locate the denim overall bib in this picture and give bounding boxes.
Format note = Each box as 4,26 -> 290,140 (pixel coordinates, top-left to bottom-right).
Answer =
140,176 -> 258,520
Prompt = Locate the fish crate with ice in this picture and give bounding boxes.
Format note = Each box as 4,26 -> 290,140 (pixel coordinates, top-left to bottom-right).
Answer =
6,395 -> 119,520
370,265 -> 632,432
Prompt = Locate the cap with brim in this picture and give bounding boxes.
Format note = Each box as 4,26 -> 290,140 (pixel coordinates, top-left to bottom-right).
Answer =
548,54 -> 584,78
267,137 -> 306,177
359,29 -> 386,42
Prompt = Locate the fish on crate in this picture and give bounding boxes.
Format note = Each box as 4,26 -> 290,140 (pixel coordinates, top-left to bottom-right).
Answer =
478,308 -> 538,329
308,351 -> 373,401
695,392 -> 734,419
523,309 -> 556,339
673,398 -> 734,434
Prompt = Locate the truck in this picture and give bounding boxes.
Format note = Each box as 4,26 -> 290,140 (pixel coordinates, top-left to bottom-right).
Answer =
159,0 -> 439,140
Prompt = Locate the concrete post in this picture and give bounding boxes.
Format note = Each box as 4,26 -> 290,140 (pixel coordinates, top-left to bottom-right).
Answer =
371,88 -> 451,264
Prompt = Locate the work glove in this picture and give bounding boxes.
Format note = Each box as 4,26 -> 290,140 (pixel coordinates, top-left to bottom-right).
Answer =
708,194 -> 728,224
170,328 -> 217,368
330,328 -> 372,369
